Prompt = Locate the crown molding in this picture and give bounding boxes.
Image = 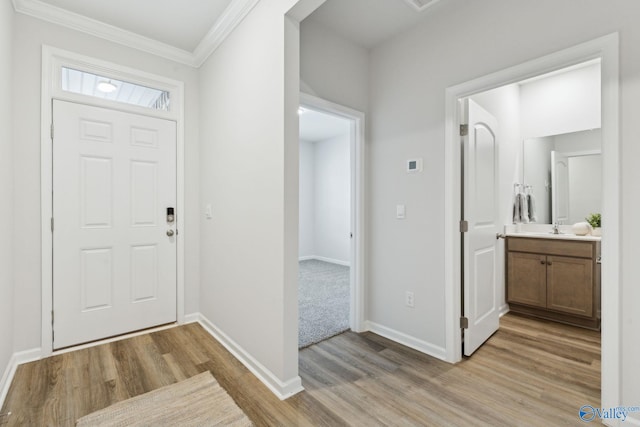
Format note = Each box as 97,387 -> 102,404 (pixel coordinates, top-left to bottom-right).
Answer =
12,0 -> 260,68
192,0 -> 260,67
403,0 -> 443,12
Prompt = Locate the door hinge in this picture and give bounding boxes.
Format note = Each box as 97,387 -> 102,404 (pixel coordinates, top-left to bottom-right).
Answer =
51,217 -> 54,232
460,317 -> 469,329
51,310 -> 54,324
459,220 -> 469,233
459,124 -> 469,136
50,123 -> 54,140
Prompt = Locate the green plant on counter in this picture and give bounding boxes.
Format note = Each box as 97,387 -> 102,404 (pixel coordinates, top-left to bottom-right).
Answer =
586,213 -> 601,228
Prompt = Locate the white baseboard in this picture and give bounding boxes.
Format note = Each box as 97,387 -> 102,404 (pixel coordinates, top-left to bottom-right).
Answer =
0,348 -> 41,408
193,313 -> 304,400
298,255 -> 350,267
498,304 -> 510,317
183,312 -> 200,324
366,321 -> 447,361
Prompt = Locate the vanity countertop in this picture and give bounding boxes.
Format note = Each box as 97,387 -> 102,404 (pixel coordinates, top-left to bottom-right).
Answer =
504,231 -> 601,242
503,224 -> 601,241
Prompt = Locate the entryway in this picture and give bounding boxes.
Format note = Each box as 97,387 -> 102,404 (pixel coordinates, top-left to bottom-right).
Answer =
41,47 -> 186,354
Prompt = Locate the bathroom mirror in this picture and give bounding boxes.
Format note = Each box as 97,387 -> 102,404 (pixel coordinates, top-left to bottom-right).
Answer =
522,129 -> 602,225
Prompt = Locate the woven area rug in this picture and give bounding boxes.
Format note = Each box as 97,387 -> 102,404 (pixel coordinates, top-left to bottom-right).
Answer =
76,371 -> 253,427
299,259 -> 350,348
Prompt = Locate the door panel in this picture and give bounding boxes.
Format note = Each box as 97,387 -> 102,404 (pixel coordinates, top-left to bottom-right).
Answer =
507,252 -> 547,307
81,248 -> 113,310
463,99 -> 500,356
551,151 -> 570,224
547,255 -> 593,316
53,100 -> 177,349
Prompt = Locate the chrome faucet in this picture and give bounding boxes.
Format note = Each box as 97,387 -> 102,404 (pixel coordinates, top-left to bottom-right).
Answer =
552,220 -> 562,234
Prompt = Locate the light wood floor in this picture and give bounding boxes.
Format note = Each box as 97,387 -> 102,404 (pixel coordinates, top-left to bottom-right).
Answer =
0,313 -> 600,426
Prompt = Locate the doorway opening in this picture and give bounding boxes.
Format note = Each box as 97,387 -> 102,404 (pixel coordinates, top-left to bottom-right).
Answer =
446,33 -> 619,412
297,93 -> 366,350
461,58 -> 603,356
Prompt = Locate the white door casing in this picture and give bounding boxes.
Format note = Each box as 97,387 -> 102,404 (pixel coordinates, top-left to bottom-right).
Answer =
462,99 -> 500,356
299,93 -> 366,333
551,151 -> 570,224
53,100 -> 177,349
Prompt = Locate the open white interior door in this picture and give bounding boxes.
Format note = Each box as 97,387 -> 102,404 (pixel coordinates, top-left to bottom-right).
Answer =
551,150 -> 570,224
52,100 -> 177,349
462,99 -> 500,356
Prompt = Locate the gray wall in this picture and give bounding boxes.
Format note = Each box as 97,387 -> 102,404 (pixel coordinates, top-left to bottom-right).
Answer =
197,0 -> 301,391
0,0 -> 14,383
368,0 -> 639,412
300,19 -> 369,115
299,139 -> 316,257
299,134 -> 351,264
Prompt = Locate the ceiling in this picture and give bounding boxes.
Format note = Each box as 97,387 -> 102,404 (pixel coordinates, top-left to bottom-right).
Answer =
12,0 -> 259,66
306,0 -> 443,49
38,0 -> 233,52
299,108 -> 350,142
12,0 -> 445,67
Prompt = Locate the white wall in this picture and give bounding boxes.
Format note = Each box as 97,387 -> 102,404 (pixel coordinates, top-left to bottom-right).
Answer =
300,19 -> 369,115
521,62 -> 601,138
311,134 -> 351,264
11,13 -> 201,353
299,139 -> 315,258
0,0 -> 14,383
368,0 -> 640,414
553,128 -> 601,152
198,0 -> 302,395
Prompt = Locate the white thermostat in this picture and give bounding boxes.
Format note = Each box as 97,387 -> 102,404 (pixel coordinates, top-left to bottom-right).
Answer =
407,158 -> 423,173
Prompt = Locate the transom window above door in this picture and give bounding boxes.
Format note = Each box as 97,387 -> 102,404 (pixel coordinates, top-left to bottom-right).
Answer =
61,67 -> 171,111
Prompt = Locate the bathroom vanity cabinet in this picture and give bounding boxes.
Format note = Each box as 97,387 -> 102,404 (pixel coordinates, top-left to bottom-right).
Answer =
506,236 -> 601,330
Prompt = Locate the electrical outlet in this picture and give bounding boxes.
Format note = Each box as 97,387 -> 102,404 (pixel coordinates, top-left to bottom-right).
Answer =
405,291 -> 415,308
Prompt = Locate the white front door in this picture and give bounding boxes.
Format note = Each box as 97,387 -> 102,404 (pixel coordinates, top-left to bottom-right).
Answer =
462,99 -> 500,356
52,100 -> 177,349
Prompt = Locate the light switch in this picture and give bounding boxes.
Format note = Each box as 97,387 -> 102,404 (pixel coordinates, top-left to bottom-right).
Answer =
396,204 -> 406,219
205,204 -> 213,219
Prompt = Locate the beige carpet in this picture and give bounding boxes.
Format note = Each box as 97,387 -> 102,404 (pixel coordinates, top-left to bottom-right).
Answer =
76,371 -> 253,427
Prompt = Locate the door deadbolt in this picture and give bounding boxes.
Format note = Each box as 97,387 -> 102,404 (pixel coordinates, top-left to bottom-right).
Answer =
166,207 -> 175,223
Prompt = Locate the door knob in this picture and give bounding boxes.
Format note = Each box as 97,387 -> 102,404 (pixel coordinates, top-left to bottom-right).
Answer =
166,229 -> 175,237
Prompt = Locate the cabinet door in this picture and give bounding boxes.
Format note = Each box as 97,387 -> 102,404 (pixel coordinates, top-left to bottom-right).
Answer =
507,252 -> 547,308
546,255 -> 593,317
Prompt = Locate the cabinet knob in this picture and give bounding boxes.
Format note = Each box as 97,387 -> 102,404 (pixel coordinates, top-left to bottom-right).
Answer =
540,260 -> 545,265
547,261 -> 552,265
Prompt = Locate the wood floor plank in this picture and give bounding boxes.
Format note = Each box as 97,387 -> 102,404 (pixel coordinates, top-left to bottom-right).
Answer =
0,313 -> 601,426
